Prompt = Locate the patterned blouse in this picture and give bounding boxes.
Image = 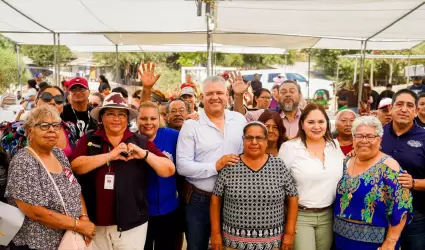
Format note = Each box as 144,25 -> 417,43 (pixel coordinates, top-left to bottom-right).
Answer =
1,121 -> 78,158
334,155 -> 413,244
5,147 -> 82,250
213,155 -> 298,250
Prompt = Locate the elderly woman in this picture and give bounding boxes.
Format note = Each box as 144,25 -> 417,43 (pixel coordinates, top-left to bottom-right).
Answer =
279,103 -> 345,250
211,122 -> 298,250
334,116 -> 413,250
70,92 -> 175,250
333,109 -> 356,156
258,110 -> 287,156
5,106 -> 95,250
2,86 -> 77,158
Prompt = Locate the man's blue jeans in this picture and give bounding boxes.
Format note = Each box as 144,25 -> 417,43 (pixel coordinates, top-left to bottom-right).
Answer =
400,212 -> 425,250
185,191 -> 211,250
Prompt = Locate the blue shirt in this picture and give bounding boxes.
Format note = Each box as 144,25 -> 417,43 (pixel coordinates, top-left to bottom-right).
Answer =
176,109 -> 246,192
381,122 -> 425,213
147,127 -> 180,216
408,84 -> 425,95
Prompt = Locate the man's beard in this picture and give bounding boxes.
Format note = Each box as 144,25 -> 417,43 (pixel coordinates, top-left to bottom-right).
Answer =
280,102 -> 298,112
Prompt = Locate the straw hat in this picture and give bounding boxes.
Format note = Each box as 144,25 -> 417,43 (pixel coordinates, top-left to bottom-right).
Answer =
90,92 -> 139,121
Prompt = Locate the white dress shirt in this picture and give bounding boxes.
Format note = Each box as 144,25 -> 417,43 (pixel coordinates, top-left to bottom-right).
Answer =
177,109 -> 246,192
278,138 -> 344,208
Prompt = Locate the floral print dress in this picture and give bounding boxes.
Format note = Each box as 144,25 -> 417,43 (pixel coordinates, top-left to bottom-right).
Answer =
333,155 -> 413,250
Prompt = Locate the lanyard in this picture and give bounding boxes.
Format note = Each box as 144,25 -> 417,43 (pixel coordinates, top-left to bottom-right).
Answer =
71,107 -> 90,136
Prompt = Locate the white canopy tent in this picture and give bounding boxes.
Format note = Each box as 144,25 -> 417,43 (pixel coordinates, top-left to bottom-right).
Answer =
1,0 -> 425,95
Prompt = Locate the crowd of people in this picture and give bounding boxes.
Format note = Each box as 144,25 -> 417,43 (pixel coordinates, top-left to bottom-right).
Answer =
0,63 -> 424,250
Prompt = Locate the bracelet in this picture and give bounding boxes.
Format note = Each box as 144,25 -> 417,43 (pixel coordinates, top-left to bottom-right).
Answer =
73,218 -> 79,232
412,179 -> 415,190
142,150 -> 149,161
386,237 -> 397,242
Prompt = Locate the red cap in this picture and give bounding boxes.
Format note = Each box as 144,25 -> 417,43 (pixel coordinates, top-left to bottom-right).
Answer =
221,72 -> 230,80
68,77 -> 88,89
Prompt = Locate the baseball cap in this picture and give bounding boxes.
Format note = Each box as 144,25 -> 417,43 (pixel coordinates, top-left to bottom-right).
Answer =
378,98 -> 392,109
68,77 -> 89,89
412,76 -> 423,80
180,87 -> 196,97
220,72 -> 230,80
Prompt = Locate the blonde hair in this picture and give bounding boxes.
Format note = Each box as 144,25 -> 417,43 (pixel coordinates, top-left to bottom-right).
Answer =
138,101 -> 166,128
24,105 -> 61,135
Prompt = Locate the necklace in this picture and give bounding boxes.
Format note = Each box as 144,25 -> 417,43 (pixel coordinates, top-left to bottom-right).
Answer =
71,106 -> 90,137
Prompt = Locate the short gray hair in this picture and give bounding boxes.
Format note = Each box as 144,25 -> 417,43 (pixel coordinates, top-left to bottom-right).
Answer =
24,105 -> 61,133
202,76 -> 226,93
351,116 -> 384,137
336,109 -> 358,121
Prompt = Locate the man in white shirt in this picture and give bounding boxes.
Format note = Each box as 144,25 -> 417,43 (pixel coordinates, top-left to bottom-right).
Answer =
177,75 -> 246,250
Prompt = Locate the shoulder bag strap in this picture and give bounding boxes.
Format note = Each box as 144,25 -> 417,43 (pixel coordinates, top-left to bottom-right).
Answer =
25,146 -> 69,216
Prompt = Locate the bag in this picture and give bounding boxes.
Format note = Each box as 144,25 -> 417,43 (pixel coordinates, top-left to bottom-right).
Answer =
25,147 -> 92,250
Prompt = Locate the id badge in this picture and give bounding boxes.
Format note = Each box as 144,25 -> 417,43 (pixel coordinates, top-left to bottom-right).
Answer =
104,174 -> 115,190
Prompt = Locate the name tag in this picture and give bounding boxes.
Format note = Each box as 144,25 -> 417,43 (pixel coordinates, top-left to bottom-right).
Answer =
104,174 -> 115,190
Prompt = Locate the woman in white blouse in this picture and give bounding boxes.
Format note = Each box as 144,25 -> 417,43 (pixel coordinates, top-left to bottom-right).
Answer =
278,103 -> 344,250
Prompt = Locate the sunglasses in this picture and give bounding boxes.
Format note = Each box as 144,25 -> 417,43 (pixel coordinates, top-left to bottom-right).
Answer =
39,92 -> 65,105
90,103 -> 100,108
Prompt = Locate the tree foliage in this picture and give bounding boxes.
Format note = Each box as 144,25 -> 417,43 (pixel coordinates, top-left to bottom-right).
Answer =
20,45 -> 74,67
0,45 -> 31,92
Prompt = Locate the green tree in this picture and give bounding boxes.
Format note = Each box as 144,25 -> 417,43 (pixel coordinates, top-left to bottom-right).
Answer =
20,45 -> 74,67
0,48 -> 31,92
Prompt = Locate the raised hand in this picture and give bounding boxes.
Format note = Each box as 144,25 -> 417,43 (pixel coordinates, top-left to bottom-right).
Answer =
138,62 -> 161,89
230,71 -> 250,95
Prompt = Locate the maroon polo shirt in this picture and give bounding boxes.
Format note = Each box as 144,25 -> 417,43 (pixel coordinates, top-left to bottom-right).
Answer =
70,128 -> 165,226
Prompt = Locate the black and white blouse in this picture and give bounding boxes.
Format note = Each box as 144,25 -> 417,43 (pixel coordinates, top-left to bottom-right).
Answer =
5,147 -> 82,250
213,155 -> 298,250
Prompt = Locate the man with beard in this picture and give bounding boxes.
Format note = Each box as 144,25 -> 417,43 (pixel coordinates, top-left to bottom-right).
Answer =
166,98 -> 190,131
177,75 -> 246,250
381,89 -> 425,250
233,78 -> 302,139
332,109 -> 356,155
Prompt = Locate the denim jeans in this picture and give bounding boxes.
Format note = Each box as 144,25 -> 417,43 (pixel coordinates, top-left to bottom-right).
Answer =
185,191 -> 211,250
400,212 -> 425,250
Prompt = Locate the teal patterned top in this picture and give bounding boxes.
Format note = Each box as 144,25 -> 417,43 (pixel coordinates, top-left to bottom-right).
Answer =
334,155 -> 412,243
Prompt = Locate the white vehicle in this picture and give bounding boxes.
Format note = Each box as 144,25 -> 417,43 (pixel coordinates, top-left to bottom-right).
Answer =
240,69 -> 334,100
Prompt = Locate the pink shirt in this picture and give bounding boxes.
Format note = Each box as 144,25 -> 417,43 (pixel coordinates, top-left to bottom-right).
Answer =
280,109 -> 301,139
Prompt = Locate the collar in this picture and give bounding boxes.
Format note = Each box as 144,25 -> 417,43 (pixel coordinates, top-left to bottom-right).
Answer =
292,138 -> 335,150
280,108 -> 302,119
388,121 -> 417,137
94,128 -> 134,145
199,109 -> 235,125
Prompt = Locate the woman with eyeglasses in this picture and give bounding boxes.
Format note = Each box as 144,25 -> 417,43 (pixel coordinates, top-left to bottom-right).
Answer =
278,103 -> 345,250
5,105 -> 96,250
333,116 -> 412,250
211,122 -> 298,250
70,92 -> 175,249
243,88 -> 272,122
1,86 -> 78,158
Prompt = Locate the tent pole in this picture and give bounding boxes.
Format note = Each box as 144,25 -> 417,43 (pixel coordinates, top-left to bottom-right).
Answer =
370,58 -> 374,87
57,33 -> 61,86
353,56 -> 358,84
406,51 -> 411,84
206,25 -> 212,76
358,40 -> 367,105
53,33 -> 57,86
307,48 -> 311,100
16,44 -> 22,92
115,44 -> 119,84
335,60 -> 340,112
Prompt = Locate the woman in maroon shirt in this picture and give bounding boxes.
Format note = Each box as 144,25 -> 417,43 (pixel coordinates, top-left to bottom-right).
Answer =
333,109 -> 356,155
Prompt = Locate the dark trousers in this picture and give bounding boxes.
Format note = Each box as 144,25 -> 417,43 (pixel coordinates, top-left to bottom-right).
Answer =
144,208 -> 182,250
185,191 -> 211,250
400,212 -> 425,250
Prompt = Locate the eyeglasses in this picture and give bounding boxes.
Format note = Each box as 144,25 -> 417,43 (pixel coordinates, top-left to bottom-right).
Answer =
258,96 -> 271,100
243,135 -> 267,142
39,92 -> 65,105
35,122 -> 62,131
70,87 -> 87,93
104,112 -> 128,119
353,134 -> 379,142
170,108 -> 187,115
90,103 -> 100,108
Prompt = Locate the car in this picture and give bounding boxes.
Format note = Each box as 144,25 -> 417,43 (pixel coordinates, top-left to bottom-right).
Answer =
240,69 -> 334,100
